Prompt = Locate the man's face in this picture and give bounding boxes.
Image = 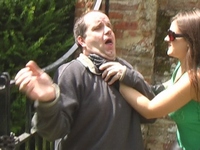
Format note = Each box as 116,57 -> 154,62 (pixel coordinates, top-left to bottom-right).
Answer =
79,11 -> 116,60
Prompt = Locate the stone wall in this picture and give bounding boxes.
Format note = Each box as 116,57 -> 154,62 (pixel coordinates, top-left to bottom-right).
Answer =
75,0 -> 200,149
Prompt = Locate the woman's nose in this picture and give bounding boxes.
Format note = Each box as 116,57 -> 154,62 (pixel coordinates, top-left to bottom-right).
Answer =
164,35 -> 169,42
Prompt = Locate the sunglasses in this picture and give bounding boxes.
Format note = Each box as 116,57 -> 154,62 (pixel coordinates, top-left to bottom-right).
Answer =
167,30 -> 184,41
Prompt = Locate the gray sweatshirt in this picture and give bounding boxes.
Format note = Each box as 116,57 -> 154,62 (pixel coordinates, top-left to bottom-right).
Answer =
32,54 -> 155,150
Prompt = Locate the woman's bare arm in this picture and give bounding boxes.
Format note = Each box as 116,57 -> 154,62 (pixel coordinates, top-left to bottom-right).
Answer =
120,73 -> 194,118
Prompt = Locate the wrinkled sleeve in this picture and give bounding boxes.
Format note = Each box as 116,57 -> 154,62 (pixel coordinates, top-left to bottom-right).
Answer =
122,67 -> 155,100
119,60 -> 156,123
32,61 -> 82,141
150,84 -> 165,95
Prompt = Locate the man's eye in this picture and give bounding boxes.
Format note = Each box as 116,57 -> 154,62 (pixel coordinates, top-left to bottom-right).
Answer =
107,24 -> 113,29
93,24 -> 102,30
94,26 -> 100,30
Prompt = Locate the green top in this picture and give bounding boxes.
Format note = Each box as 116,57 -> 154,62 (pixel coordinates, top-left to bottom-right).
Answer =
168,62 -> 200,150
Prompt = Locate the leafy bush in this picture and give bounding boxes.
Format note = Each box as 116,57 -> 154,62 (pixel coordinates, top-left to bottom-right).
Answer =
0,0 -> 75,77
0,0 -> 76,134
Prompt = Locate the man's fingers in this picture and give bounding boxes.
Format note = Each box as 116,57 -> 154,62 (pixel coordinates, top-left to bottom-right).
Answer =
26,60 -> 44,76
15,69 -> 32,85
18,75 -> 33,91
15,67 -> 30,81
15,60 -> 43,82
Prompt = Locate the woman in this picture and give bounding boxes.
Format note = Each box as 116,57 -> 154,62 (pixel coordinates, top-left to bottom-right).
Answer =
119,9 -> 200,149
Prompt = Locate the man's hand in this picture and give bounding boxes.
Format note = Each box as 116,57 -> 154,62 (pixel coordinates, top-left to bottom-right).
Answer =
99,62 -> 126,85
15,61 -> 56,101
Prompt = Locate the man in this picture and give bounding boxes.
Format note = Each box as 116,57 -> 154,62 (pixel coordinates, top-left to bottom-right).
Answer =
15,10 -> 155,150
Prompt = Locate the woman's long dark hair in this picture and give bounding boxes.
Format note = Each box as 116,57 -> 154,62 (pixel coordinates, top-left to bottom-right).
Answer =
171,8 -> 200,100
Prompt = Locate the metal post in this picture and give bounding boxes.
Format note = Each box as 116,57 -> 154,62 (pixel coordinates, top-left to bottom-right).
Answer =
0,72 -> 11,136
105,0 -> 109,16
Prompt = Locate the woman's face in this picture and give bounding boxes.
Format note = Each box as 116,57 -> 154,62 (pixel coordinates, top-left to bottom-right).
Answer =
164,20 -> 188,61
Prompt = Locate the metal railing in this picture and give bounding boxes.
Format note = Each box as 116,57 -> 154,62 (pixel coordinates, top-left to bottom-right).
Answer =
0,0 -> 103,149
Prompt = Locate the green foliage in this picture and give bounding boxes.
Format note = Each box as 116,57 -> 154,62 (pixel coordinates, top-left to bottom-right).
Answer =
0,0 -> 75,77
10,89 -> 26,134
0,0 -> 76,134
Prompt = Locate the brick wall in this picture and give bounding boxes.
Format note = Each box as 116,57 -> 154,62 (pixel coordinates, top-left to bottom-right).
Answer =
75,0 -> 200,149
75,0 -> 156,82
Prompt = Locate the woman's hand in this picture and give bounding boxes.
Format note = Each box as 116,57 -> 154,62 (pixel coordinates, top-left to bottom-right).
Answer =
99,62 -> 126,85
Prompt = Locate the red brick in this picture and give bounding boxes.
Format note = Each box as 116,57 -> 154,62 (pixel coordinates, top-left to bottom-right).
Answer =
114,30 -> 123,39
110,3 -> 139,11
128,31 -> 137,37
109,12 -> 123,19
76,1 -> 85,9
114,21 -> 138,30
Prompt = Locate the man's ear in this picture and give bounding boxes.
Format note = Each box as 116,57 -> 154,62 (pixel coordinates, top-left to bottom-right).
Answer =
77,36 -> 86,48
